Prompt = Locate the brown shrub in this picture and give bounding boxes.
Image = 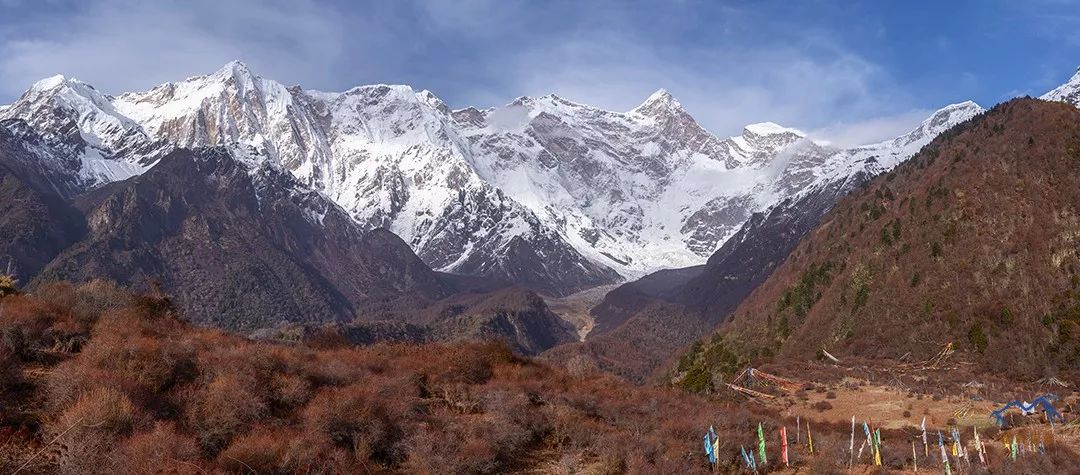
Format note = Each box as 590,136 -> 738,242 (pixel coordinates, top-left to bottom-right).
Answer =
185,371 -> 267,453
303,382 -> 409,465
217,426 -> 342,474
119,422 -> 202,474
50,386 -> 140,473
4,283 -> 1075,474
0,348 -> 22,397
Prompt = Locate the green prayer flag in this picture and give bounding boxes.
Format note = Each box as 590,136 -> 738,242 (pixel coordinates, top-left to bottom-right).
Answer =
757,422 -> 768,466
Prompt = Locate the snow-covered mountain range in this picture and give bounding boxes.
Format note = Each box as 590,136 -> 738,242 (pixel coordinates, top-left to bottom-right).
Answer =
0,61 -> 988,295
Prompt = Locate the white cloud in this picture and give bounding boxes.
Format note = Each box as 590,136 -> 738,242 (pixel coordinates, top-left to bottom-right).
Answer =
0,0 -> 938,145
808,109 -> 931,147
0,0 -> 346,99
491,25 -> 917,139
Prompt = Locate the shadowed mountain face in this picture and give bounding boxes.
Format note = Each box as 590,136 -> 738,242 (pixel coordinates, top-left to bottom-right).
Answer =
0,138 -> 572,354
0,123 -> 86,282
699,99 -> 1080,380
34,147 -> 453,331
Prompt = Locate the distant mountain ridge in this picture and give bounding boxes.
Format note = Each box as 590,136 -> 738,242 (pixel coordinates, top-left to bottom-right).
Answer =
0,61 -> 980,296
689,97 -> 1080,381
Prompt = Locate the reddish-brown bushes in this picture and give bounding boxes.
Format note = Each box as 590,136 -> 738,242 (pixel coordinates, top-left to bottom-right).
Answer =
303,381 -> 410,464
49,386 -> 142,473
119,422 -> 203,474
1,281 -> 1075,473
186,371 -> 268,452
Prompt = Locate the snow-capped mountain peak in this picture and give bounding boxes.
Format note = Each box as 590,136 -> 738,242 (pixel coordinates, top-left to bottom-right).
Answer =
0,60 -> 1000,295
743,121 -> 804,138
631,88 -> 682,115
29,74 -> 72,92
907,101 -> 982,139
1041,66 -> 1080,105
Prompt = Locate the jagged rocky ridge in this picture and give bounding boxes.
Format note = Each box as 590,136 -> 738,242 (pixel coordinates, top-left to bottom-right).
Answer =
0,61 -> 982,296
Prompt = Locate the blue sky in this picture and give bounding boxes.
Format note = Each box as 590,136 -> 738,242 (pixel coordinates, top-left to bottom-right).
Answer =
1,0 -> 1079,144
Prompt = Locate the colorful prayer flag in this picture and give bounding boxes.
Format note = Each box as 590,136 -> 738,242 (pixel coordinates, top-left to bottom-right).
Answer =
757,422 -> 768,466
973,427 -> 985,464
704,433 -> 715,464
780,426 -> 789,467
713,437 -> 720,464
873,428 -> 882,466
939,431 -> 951,475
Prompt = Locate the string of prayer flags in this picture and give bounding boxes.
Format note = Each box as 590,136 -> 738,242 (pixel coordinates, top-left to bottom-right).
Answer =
1010,435 -> 1018,461
757,423 -> 768,466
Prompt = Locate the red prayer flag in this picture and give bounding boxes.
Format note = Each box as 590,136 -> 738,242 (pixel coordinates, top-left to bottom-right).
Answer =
780,426 -> 789,466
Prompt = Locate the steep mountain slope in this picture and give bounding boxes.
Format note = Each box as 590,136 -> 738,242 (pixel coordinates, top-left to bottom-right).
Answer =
0,120 -> 87,282
673,101 -> 985,317
546,101 -> 983,382
1042,67 -> 1080,105
35,146 -> 453,330
2,61 -> 903,296
695,98 -> 1080,380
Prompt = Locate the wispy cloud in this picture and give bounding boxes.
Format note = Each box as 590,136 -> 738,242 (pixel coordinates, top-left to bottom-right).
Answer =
0,0 -> 346,98
0,0 -> 970,144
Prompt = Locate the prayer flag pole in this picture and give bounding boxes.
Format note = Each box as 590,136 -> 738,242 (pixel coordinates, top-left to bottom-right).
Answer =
849,415 -> 855,468
920,416 -> 928,457
912,438 -> 918,472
